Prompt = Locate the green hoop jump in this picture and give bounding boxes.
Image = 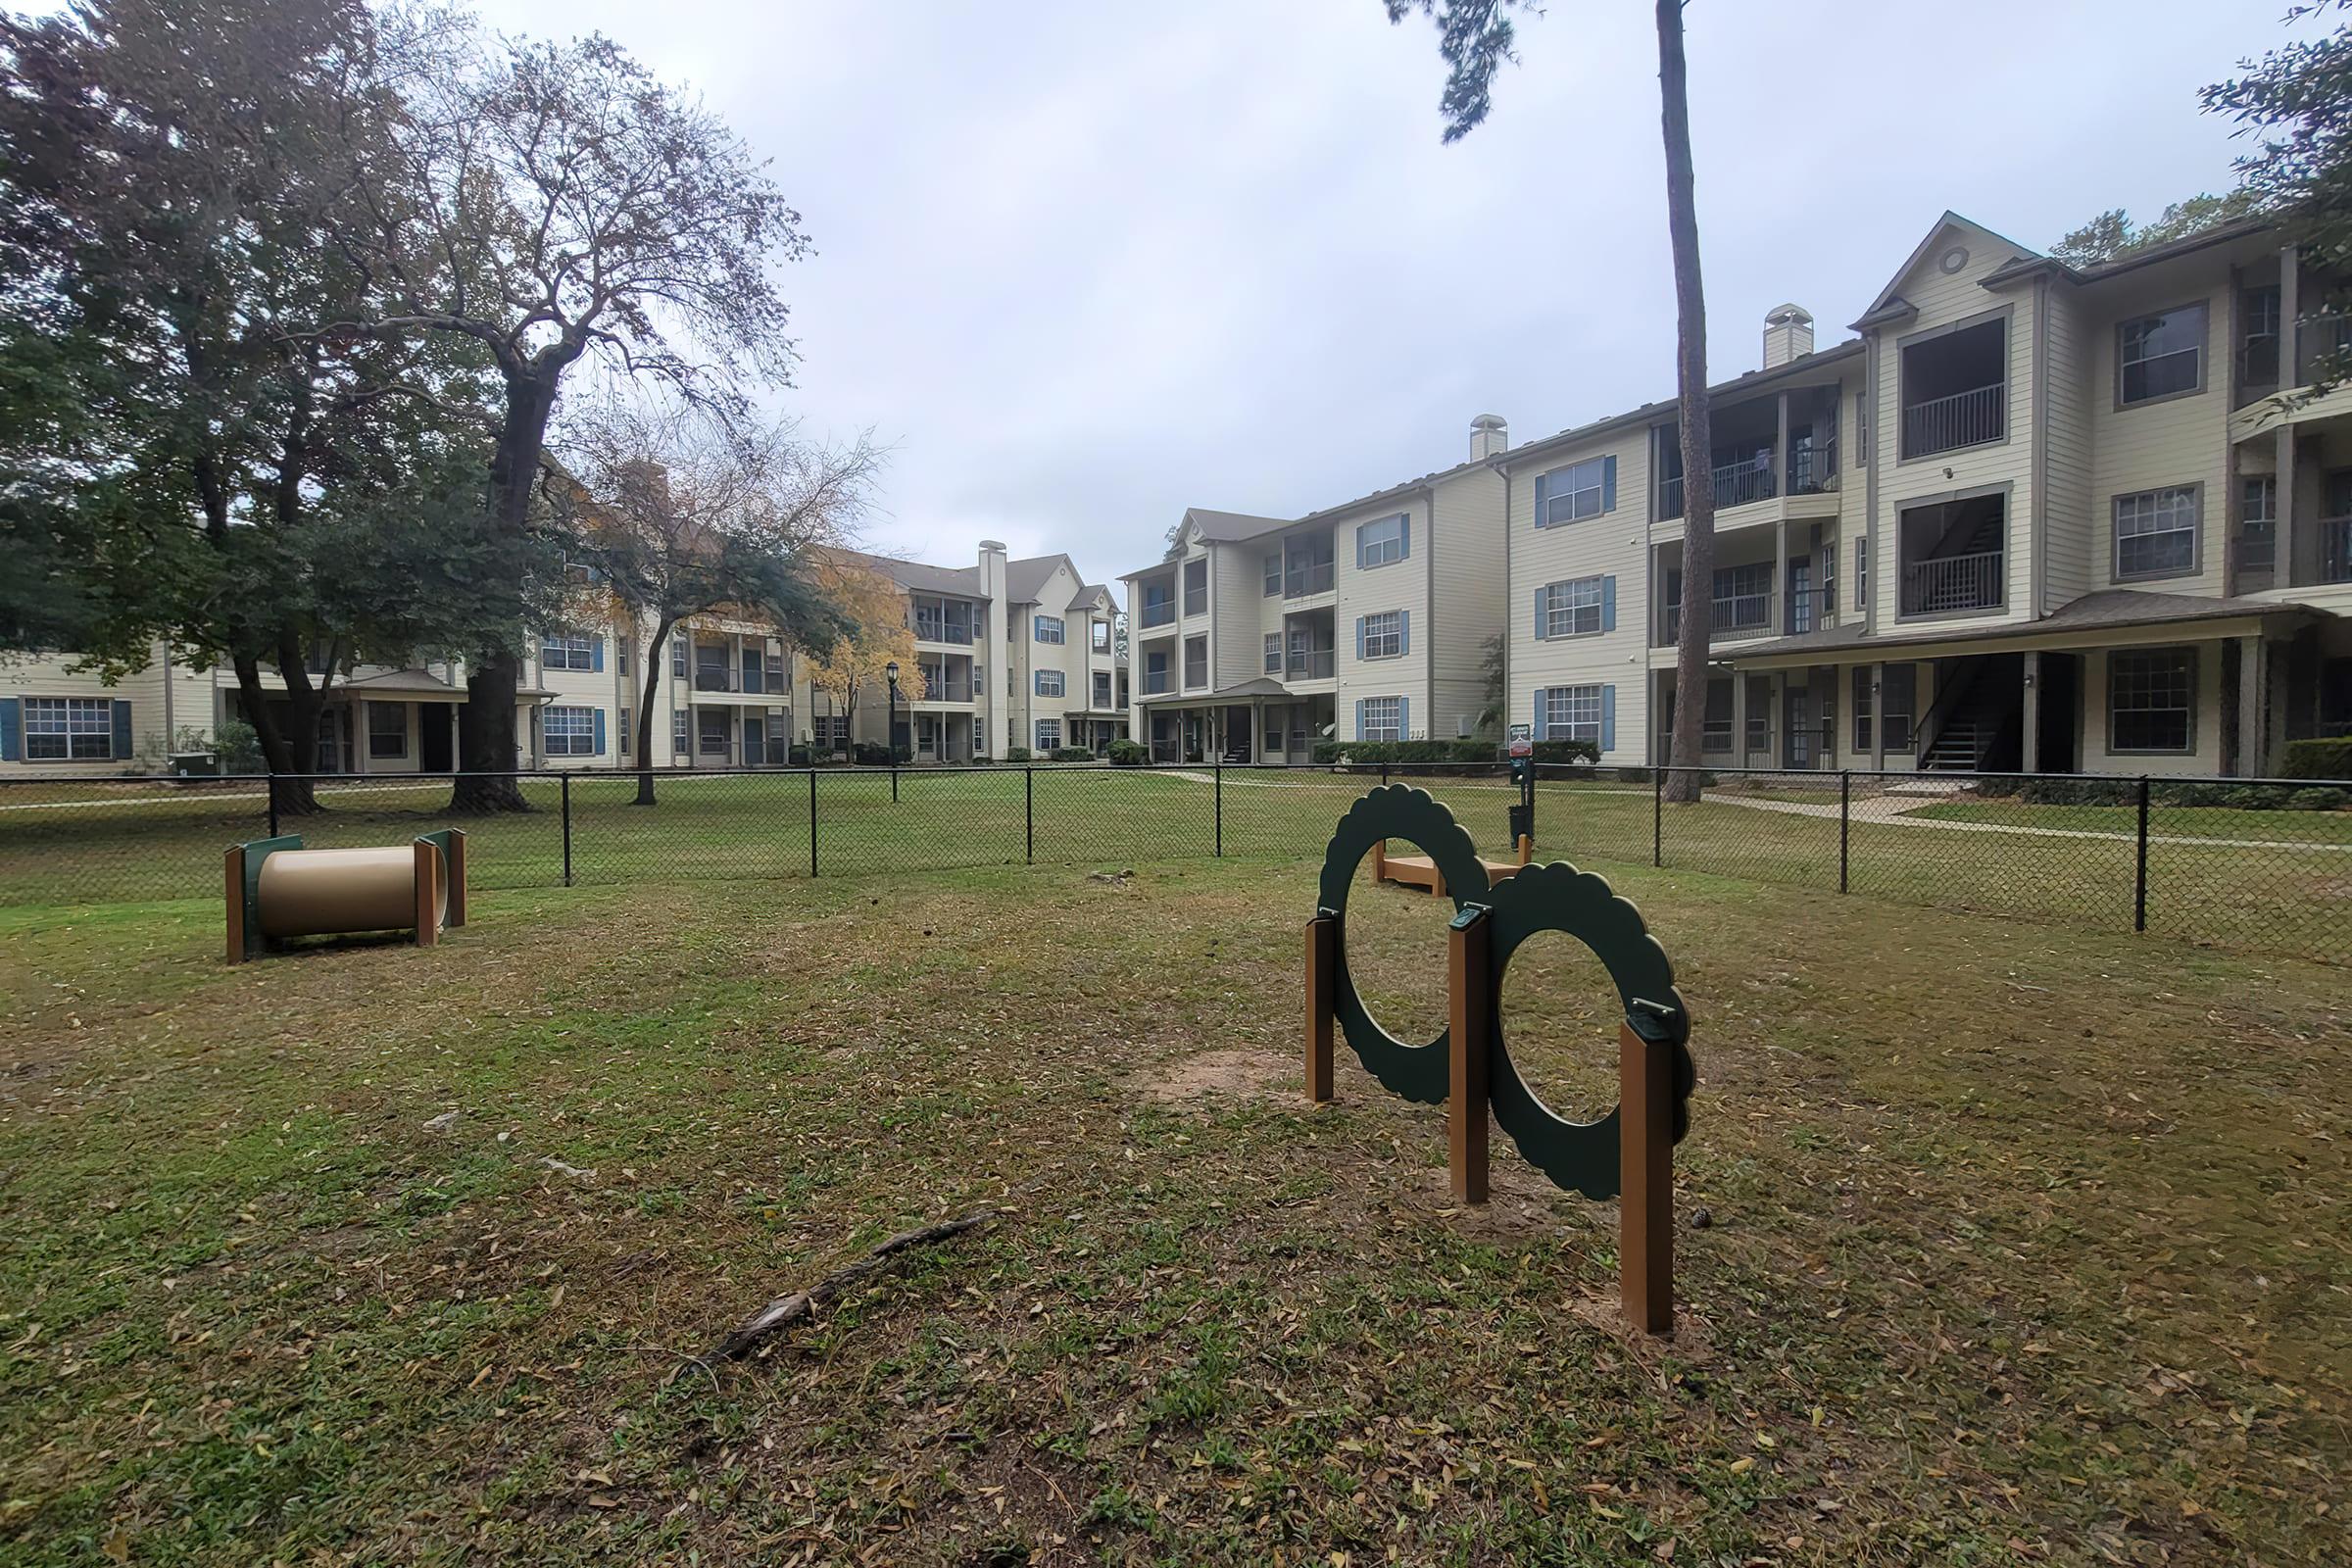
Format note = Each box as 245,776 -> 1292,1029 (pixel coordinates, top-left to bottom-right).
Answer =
1314,785 -> 1490,1103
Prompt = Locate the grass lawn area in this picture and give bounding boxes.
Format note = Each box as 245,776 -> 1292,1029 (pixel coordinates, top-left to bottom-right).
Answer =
2,857 -> 2345,1565
1910,798 -> 2352,847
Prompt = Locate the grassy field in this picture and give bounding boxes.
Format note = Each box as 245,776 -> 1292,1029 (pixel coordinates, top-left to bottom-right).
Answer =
1,766 -> 2347,964
1,855 -> 2347,1566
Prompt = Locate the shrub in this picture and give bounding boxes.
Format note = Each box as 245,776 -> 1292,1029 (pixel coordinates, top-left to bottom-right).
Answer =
1050,746 -> 1094,762
1530,739 -> 1600,767
851,741 -> 910,765
1004,746 -> 1033,762
787,744 -> 813,766
2281,737 -> 2352,781
1106,738 -> 1148,767
212,717 -> 265,775
2286,786 -> 2351,811
1306,739 -> 1534,767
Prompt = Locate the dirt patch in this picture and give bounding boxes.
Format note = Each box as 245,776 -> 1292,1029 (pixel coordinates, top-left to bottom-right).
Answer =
1139,1047 -> 1291,1104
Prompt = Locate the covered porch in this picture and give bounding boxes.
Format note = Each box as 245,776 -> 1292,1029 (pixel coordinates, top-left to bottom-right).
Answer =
1141,682 -> 1332,763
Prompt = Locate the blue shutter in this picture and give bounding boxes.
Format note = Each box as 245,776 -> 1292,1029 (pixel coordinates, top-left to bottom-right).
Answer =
1397,514 -> 1411,560
593,709 -> 607,755
1602,456 -> 1618,514
590,637 -> 604,672
1354,616 -> 1367,661
1533,585 -> 1549,640
1533,471 -> 1549,528
0,698 -> 19,761
1398,610 -> 1409,657
1533,689 -> 1548,741
112,700 -> 133,760
1600,686 -> 1616,754
1353,698 -> 1365,739
1601,576 -> 1617,633
1398,696 -> 1410,740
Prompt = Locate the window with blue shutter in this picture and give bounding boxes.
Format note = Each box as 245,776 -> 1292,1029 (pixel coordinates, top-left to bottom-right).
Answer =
1599,686 -> 1616,753
1601,576 -> 1617,633
1397,695 -> 1410,740
590,637 -> 604,672
593,708 -> 607,756
112,700 -> 132,760
1533,584 -> 1550,640
1356,514 -> 1407,568
1538,576 -> 1607,638
0,697 -> 19,761
1354,617 -> 1367,662
1536,456 -> 1614,527
1398,610 -> 1409,657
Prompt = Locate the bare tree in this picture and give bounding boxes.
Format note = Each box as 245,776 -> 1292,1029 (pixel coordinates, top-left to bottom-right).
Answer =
340,18 -> 810,809
1388,0 -> 1717,800
555,402 -> 878,804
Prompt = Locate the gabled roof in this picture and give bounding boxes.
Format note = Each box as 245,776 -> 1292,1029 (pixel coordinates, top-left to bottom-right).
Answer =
1851,211 -> 2042,328
1067,582 -> 1116,612
1005,553 -> 1076,604
1182,508 -> 1292,544
1979,216 -> 2277,291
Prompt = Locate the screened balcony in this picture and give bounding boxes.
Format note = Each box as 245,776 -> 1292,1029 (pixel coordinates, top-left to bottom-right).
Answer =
1898,318 -> 2005,459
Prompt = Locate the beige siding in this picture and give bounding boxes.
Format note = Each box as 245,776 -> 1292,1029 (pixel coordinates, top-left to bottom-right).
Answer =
1,647 -> 219,774
2085,274 -> 2231,597
1334,498 -> 1430,737
2079,640 -> 2229,776
1428,466 -> 1507,742
1210,543 -> 1260,689
1506,431 -> 1650,761
2039,280 -> 2095,609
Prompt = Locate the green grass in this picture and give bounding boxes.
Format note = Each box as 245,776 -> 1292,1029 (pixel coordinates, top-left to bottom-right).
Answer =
1911,798 -> 2352,845
1,859 -> 2344,1564
3,766 -> 2347,964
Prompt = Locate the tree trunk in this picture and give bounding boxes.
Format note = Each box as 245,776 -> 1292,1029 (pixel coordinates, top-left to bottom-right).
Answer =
1657,0 -> 1714,807
451,372 -> 559,813
231,653 -> 321,815
633,618 -> 674,806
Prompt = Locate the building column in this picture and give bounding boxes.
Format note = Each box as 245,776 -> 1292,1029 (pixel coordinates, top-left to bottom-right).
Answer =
1729,669 -> 1748,769
1775,392 -> 1790,498
1774,518 -> 1789,634
2237,635 -> 2268,777
2019,651 -> 2040,774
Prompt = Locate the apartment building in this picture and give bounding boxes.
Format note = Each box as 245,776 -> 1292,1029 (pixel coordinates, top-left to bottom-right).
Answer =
0,540 -> 1129,773
1121,424 -> 1510,761
1508,211 -> 2351,776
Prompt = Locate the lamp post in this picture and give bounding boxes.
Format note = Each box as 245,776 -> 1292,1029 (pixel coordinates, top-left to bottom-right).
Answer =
885,661 -> 901,803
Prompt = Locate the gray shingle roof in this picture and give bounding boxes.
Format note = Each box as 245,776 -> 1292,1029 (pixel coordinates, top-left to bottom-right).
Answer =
1724,588 -> 2321,663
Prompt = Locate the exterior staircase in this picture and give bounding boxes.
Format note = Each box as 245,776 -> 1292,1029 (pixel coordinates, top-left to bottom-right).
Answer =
1916,656 -> 2024,772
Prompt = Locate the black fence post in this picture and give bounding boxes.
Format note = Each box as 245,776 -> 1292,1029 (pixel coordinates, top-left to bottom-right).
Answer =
1838,770 -> 1850,894
2133,774 -> 2150,933
808,767 -> 818,877
561,772 -> 573,888
1652,766 -> 1664,868
1381,760 -> 1390,790
1214,758 -> 1223,858
1024,764 -> 1034,865
267,775 -> 280,840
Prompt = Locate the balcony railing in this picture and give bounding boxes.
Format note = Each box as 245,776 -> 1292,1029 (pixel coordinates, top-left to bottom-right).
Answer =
912,617 -> 973,645
2298,315 -> 2352,385
1784,585 -> 1837,636
1901,549 -> 2005,615
2326,515 -> 2352,584
1285,650 -> 1336,680
917,681 -> 972,704
1660,454 -> 1778,519
1139,601 -> 1175,628
1284,562 -> 1335,598
692,665 -> 736,693
2234,525 -> 2277,574
1660,589 -> 1777,644
1787,439 -> 1838,496
1143,670 -> 1172,695
1900,383 -> 2004,459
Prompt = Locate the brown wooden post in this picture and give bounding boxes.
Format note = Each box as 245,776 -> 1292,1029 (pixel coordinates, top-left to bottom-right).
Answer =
1446,905 -> 1492,1204
1619,1017 -> 1675,1335
223,845 -> 247,965
444,829 -> 468,928
1371,839 -> 1388,884
413,840 -> 441,949
1515,832 -> 1533,867
1304,912 -> 1336,1102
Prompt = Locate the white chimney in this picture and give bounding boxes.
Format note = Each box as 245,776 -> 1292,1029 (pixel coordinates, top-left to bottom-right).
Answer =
1469,413 -> 1509,461
977,540 -> 1009,758
1762,304 -> 1814,369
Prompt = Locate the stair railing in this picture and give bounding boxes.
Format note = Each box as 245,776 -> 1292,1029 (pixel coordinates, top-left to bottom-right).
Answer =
1912,661 -> 1981,768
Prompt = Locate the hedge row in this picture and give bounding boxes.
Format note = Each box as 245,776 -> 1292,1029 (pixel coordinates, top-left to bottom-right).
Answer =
2281,737 -> 2352,781
1306,739 -> 1600,766
1973,775 -> 2351,811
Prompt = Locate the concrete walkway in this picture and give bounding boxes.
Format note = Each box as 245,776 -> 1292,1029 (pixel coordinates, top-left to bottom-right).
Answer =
1700,787 -> 2352,855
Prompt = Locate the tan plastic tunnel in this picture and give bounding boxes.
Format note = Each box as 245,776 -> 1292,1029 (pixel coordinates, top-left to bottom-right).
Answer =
256,846 -> 447,940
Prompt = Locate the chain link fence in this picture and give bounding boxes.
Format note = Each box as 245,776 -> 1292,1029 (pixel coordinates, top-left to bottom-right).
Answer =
2,761 -> 2345,964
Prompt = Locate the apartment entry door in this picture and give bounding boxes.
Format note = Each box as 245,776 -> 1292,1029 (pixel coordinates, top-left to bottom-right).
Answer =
418,702 -> 454,772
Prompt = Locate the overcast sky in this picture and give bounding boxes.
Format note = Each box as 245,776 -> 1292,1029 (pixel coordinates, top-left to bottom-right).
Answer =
472,0 -> 2277,595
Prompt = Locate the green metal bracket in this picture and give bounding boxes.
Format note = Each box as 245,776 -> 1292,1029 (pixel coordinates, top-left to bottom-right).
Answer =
239,834 -> 304,958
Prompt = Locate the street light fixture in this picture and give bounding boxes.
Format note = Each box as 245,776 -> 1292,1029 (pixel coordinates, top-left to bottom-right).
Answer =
885,661 -> 901,803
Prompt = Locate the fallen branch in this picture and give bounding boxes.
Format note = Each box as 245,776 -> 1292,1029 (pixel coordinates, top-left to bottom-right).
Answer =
709,1208 -> 1001,1362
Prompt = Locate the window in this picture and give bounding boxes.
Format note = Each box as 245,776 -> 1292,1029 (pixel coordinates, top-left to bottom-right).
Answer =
1853,537 -> 1869,612
2119,304 -> 2207,406
1851,668 -> 1873,753
1264,552 -> 1281,596
2113,486 -> 2200,580
1034,614 -> 1064,644
1360,696 -> 1402,742
23,697 -> 114,760
617,639 -> 630,675
1540,685 -> 1604,745
368,702 -> 407,760
545,706 -> 598,757
1882,664 -> 1917,752
699,709 -> 732,756
543,631 -> 598,671
1035,669 -> 1064,698
1356,513 -> 1408,568
1535,457 -> 1612,527
1035,719 -> 1061,752
1539,576 -> 1605,639
813,713 -> 850,750
1141,581 -> 1173,626
1093,671 -> 1112,708
1183,559 -> 1207,615
1183,635 -> 1207,688
1361,611 -> 1403,660
2110,649 -> 2194,753
1284,532 -> 1336,596
619,708 -> 632,755
673,710 -> 690,755
1091,619 -> 1109,653
2240,285 -> 2281,384
1264,633 -> 1281,674
1145,650 -> 1170,694
2238,475 -> 2277,570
